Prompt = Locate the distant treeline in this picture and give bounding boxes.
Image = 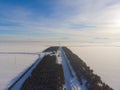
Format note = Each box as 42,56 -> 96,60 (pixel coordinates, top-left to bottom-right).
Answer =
63,47 -> 114,90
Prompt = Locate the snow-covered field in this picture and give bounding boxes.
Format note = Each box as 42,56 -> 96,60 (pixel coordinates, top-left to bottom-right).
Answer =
60,48 -> 87,90
0,42 -> 47,90
69,47 -> 120,90
0,54 -> 38,90
0,42 -> 120,90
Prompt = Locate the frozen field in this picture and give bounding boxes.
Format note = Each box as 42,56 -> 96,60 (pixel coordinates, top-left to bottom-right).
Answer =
0,54 -> 37,90
0,42 -> 47,90
69,47 -> 120,90
0,42 -> 120,90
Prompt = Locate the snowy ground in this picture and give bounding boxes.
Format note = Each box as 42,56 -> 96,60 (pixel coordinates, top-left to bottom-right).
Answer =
69,47 -> 120,90
8,53 -> 45,90
0,54 -> 38,90
0,42 -> 120,90
8,47 -> 87,90
60,48 -> 87,90
0,42 -> 47,90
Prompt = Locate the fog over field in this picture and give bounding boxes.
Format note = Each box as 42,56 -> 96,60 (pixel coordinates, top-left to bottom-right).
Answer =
0,0 -> 120,90
69,46 -> 120,90
0,42 -> 120,90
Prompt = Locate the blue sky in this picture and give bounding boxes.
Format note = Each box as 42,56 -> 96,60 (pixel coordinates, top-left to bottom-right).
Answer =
0,0 -> 120,43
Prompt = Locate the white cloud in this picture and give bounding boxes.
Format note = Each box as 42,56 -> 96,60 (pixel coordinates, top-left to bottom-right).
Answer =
0,0 -> 120,44
69,1 -> 120,27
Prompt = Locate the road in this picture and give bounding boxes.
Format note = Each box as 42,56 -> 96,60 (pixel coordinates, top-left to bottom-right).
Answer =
60,48 -> 81,90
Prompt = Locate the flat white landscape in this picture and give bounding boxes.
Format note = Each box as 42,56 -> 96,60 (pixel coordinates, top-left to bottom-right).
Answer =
0,42 -> 120,90
0,42 -> 47,90
69,47 -> 120,90
0,54 -> 38,90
